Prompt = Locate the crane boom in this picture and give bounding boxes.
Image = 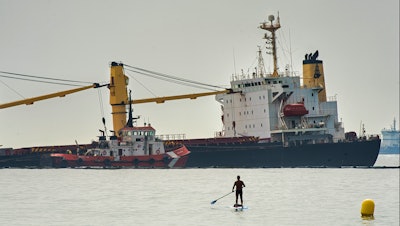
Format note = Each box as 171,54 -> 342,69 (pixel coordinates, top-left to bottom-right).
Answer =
109,62 -> 233,134
0,83 -> 104,109
131,90 -> 230,104
2,62 -> 232,137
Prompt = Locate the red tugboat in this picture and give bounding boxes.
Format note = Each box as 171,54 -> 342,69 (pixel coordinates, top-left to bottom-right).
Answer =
51,126 -> 190,168
51,91 -> 190,168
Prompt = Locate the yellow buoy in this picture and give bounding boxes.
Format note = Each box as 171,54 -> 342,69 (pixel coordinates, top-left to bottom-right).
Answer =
360,199 -> 375,217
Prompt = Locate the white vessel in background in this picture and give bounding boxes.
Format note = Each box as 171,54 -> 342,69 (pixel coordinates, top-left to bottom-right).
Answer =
380,118 -> 400,154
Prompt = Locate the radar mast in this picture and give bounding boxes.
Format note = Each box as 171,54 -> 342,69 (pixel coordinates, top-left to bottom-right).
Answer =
259,13 -> 281,77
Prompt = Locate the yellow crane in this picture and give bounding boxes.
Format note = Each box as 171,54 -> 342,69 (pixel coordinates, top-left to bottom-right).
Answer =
109,62 -> 230,133
1,62 -> 231,136
0,83 -> 104,109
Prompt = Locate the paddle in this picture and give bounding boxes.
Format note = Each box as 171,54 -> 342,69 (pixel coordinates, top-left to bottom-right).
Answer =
210,191 -> 234,204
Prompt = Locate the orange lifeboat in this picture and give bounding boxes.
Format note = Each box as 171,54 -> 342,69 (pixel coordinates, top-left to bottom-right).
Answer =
283,104 -> 309,116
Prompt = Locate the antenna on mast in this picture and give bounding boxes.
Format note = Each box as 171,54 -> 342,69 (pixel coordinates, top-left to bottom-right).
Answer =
126,90 -> 134,127
257,46 -> 266,77
233,48 -> 237,80
259,13 -> 281,77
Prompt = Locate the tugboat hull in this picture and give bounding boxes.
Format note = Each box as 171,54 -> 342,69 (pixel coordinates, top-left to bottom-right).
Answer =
51,145 -> 190,168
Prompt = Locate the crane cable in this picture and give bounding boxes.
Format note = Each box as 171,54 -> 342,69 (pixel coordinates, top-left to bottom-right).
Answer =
97,88 -> 108,136
0,79 -> 25,99
125,68 -> 219,92
125,71 -> 158,97
123,64 -> 226,91
0,70 -> 94,86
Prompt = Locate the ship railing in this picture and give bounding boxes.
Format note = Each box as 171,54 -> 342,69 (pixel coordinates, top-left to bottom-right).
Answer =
364,134 -> 381,141
156,134 -> 186,141
214,131 -> 225,137
327,95 -> 337,101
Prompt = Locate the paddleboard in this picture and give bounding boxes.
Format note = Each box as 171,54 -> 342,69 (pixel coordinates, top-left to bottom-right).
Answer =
230,204 -> 248,211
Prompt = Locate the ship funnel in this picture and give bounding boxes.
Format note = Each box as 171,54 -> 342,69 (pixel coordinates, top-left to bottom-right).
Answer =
302,50 -> 327,102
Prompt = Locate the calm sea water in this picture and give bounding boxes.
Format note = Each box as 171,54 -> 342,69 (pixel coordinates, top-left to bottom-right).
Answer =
0,154 -> 398,226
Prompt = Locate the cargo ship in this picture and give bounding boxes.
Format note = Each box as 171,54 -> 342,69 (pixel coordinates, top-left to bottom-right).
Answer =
164,14 -> 381,167
0,14 -> 380,168
380,118 -> 400,154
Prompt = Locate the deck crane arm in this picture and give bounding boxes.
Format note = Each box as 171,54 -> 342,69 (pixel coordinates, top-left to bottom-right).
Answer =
131,89 -> 231,104
0,83 -> 106,109
110,62 -> 235,133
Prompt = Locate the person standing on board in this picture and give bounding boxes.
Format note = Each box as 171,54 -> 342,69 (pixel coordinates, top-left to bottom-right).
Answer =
232,175 -> 245,206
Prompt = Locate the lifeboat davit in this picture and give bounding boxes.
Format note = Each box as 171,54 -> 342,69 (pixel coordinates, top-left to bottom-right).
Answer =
283,104 -> 309,116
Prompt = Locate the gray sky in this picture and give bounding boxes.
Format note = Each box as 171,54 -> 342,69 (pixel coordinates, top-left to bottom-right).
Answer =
1,0 -> 399,148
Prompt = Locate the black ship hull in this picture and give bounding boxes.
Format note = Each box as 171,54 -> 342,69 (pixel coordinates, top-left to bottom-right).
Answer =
1,139 -> 380,168
0,153 -> 53,168
0,144 -> 96,168
184,139 -> 381,168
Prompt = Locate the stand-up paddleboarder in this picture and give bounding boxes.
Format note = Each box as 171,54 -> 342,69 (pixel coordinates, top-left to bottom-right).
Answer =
232,175 -> 245,207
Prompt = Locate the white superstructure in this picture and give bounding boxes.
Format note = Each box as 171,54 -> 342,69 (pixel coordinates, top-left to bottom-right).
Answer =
381,118 -> 400,153
216,14 -> 345,147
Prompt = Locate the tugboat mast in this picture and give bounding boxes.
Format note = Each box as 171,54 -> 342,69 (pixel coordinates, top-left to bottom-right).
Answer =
259,13 -> 281,77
